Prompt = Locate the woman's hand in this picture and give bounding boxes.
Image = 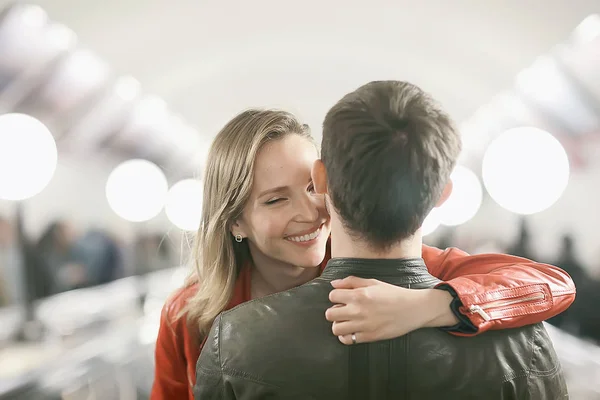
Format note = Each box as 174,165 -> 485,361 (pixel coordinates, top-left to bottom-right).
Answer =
325,276 -> 459,345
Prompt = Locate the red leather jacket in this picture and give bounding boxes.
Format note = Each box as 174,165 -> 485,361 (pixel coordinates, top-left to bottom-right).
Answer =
151,245 -> 575,400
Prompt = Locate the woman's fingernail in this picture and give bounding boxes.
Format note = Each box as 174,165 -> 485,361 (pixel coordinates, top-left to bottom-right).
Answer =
331,279 -> 341,285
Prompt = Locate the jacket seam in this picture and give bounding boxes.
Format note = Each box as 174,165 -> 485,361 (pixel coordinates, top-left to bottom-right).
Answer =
501,322 -> 537,383
527,324 -> 562,377
318,275 -> 435,285
551,290 -> 576,295
215,368 -> 318,399
216,315 -> 289,389
481,287 -> 574,299
473,283 -> 547,298
212,315 -> 225,399
500,329 -> 535,383
507,362 -> 561,386
196,367 -> 283,389
217,362 -> 281,386
502,371 -> 528,384
223,369 -> 282,388
196,368 -> 292,398
528,363 -> 561,376
218,315 -> 224,374
213,313 -> 317,399
457,284 -> 550,306
197,367 -> 226,376
485,300 -> 552,314
225,371 -> 318,399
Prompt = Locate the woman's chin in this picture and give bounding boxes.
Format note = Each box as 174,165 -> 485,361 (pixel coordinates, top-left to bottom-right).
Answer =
294,249 -> 327,269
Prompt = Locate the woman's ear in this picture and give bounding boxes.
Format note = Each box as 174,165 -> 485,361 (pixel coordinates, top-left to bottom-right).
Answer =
229,219 -> 247,239
312,160 -> 328,195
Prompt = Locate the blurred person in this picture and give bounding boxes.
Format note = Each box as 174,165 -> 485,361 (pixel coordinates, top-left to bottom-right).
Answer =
152,109 -> 575,400
556,234 -> 586,286
579,281 -> 600,343
35,220 -> 85,294
553,234 -> 600,343
0,275 -> 5,306
153,234 -> 175,269
507,217 -> 535,260
0,278 -> 6,306
134,234 -> 175,275
0,216 -> 23,305
72,228 -> 124,286
548,234 -> 585,331
195,81 -> 567,399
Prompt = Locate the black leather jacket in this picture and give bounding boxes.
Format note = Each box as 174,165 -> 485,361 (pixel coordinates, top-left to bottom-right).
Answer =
195,258 -> 568,399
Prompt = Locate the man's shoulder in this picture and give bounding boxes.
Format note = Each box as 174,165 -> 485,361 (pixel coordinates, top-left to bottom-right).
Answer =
203,278 -> 344,396
211,278 -> 338,374
226,277 -> 329,314
220,278 -> 331,333
408,322 -> 559,392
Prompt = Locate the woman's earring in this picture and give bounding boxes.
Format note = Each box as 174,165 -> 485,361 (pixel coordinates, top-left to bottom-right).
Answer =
235,234 -> 243,243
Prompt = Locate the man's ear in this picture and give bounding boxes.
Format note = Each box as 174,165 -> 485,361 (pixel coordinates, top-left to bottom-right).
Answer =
312,159 -> 328,195
435,180 -> 453,207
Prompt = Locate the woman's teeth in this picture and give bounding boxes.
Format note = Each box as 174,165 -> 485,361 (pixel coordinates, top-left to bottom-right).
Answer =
286,227 -> 321,242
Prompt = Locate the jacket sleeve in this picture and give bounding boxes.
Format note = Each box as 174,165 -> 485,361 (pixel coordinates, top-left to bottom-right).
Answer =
150,302 -> 191,400
422,245 -> 576,336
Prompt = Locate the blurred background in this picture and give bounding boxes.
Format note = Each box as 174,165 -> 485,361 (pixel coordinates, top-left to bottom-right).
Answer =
0,0 -> 599,398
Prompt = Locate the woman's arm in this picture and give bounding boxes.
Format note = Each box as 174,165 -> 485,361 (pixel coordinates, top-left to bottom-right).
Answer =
326,245 -> 575,344
422,245 -> 575,335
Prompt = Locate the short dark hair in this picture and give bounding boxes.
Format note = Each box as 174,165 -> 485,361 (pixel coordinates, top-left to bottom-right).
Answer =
321,81 -> 461,250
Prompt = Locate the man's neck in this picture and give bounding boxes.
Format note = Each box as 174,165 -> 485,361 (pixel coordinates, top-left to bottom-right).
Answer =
329,213 -> 422,260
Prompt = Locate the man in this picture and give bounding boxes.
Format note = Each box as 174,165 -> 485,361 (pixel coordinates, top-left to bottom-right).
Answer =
194,81 -> 567,399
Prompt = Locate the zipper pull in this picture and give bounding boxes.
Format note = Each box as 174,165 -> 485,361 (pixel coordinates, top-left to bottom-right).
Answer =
469,305 -> 491,321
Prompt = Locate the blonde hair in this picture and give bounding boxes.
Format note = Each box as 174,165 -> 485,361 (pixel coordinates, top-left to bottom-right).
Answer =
181,109 -> 313,338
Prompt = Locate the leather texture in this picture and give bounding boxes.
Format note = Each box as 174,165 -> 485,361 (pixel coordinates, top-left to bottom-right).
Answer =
195,258 -> 568,400
151,245 -> 576,400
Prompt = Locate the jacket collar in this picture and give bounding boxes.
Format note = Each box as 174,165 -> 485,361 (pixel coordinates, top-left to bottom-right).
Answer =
321,257 -> 432,284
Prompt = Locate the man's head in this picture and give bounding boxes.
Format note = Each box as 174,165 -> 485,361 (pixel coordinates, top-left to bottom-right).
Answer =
313,81 -> 462,251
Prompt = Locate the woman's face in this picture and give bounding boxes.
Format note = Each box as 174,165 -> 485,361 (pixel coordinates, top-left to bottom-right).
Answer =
233,134 -> 331,269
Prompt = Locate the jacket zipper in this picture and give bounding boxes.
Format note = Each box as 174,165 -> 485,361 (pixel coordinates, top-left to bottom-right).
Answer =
468,292 -> 546,321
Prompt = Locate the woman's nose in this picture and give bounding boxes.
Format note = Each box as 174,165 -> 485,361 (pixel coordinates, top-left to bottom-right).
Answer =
294,194 -> 320,222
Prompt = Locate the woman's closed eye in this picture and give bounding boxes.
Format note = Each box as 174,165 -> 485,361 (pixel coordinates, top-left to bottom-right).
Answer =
265,198 -> 285,205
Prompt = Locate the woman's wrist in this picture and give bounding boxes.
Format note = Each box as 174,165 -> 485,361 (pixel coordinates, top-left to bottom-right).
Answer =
422,288 -> 460,328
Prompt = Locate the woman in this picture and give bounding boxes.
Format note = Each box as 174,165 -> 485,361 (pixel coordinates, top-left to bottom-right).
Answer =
151,109 -> 575,400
